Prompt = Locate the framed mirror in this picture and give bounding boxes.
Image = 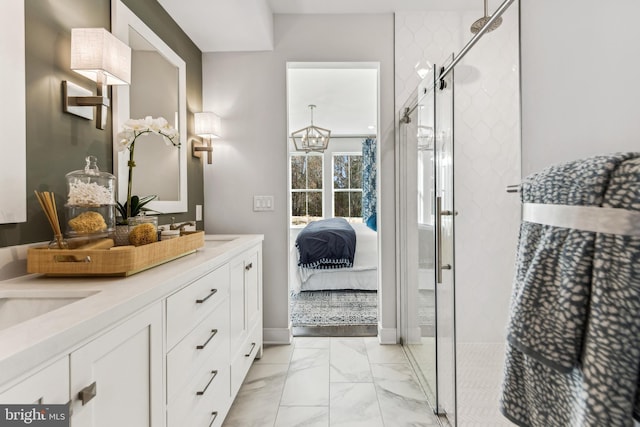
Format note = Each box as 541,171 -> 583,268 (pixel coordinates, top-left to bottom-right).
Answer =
0,0 -> 26,223
111,0 -> 187,215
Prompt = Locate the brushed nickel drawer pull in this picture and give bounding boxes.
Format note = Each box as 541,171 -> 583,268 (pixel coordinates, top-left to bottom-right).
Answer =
78,381 -> 97,406
196,288 -> 217,304
196,370 -> 218,396
208,411 -> 219,427
245,342 -> 256,357
196,329 -> 218,350
245,262 -> 253,271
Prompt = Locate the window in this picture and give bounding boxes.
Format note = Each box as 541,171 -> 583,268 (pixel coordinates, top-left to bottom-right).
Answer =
333,153 -> 363,222
290,154 -> 323,226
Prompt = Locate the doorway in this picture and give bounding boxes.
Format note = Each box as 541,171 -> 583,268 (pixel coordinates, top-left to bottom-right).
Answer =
286,62 -> 381,337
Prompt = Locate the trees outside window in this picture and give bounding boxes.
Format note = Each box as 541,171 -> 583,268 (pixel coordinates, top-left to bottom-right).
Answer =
333,154 -> 363,222
290,154 -> 323,226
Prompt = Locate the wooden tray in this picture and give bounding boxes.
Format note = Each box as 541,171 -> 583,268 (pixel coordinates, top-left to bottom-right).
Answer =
27,231 -> 205,277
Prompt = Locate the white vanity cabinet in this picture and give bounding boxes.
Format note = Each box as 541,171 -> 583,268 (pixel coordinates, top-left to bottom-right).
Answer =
229,245 -> 263,397
0,236 -> 263,427
0,302 -> 163,427
70,302 -> 163,427
0,357 -> 69,405
166,263 -> 231,427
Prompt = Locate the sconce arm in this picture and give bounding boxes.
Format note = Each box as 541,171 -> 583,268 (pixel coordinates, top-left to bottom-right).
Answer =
192,138 -> 213,164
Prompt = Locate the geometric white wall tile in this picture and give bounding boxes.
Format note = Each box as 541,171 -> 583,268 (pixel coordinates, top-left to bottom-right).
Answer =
395,3 -> 521,346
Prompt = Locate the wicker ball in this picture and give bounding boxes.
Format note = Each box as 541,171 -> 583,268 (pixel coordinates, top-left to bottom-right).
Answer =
128,223 -> 158,246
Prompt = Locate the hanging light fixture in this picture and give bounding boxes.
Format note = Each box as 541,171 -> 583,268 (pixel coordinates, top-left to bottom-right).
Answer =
290,104 -> 331,153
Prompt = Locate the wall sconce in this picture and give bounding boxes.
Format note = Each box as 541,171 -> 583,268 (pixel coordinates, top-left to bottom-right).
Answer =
62,28 -> 131,130
192,112 -> 221,164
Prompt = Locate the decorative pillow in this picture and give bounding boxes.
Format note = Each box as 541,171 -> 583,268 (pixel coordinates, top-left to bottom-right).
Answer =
366,213 -> 377,231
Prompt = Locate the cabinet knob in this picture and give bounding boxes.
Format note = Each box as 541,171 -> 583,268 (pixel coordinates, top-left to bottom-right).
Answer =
78,381 -> 97,406
245,262 -> 253,271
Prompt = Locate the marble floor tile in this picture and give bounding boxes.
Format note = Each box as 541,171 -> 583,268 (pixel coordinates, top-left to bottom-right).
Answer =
275,406 -> 329,427
330,338 -> 372,383
372,364 -> 440,426
365,337 -> 408,364
294,337 -> 331,349
255,344 -> 295,365
330,383 -> 384,427
280,365 -> 329,406
280,348 -> 330,406
224,363 -> 289,427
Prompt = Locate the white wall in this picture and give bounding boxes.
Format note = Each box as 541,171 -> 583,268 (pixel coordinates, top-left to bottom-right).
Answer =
521,0 -> 640,176
202,14 -> 395,342
395,2 -> 521,343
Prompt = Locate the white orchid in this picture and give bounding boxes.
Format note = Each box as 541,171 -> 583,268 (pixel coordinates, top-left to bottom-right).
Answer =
117,116 -> 180,221
116,116 -> 179,152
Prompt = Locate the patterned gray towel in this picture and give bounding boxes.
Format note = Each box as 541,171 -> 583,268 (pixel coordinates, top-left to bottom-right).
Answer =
501,154 -> 640,426
507,153 -> 635,372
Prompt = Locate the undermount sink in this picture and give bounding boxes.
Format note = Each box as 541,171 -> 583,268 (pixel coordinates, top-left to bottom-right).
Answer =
0,289 -> 98,331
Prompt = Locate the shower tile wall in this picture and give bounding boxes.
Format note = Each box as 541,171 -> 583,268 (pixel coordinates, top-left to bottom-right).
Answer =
395,4 -> 521,426
395,4 -> 520,344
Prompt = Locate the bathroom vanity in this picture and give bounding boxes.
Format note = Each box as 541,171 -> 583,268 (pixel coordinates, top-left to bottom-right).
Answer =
0,234 -> 263,427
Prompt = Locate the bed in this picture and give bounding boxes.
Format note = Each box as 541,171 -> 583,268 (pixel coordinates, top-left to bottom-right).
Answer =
290,219 -> 378,293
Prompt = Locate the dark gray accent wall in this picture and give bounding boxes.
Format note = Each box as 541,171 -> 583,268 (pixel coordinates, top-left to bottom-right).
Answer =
0,0 -> 203,248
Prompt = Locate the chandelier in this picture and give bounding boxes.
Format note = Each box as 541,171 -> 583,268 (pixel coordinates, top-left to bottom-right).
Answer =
290,104 -> 331,153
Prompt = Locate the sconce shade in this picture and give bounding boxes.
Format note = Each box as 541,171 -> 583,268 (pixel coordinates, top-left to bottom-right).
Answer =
195,112 -> 221,138
70,28 -> 131,85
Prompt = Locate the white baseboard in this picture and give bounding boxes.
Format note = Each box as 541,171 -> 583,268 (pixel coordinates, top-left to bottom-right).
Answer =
263,327 -> 292,345
377,323 -> 397,344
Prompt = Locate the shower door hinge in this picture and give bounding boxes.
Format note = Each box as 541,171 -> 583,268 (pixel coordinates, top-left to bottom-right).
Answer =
434,405 -> 447,416
400,107 -> 412,124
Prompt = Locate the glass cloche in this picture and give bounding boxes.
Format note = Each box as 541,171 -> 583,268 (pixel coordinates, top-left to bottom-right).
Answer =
65,156 -> 116,238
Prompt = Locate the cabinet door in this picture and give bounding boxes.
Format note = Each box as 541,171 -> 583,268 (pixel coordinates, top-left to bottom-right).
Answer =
0,357 -> 69,405
70,302 -> 163,427
245,251 -> 260,327
229,255 -> 247,353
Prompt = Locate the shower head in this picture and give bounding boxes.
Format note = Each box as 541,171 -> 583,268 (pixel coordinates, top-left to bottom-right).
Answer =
470,0 -> 503,34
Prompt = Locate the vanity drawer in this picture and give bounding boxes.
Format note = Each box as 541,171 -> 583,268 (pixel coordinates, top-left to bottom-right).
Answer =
230,320 -> 262,397
167,366 -> 231,427
166,263 -> 229,349
166,301 -> 229,404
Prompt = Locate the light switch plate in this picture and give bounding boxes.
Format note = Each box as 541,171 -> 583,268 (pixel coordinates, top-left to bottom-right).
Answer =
196,205 -> 203,221
253,196 -> 274,212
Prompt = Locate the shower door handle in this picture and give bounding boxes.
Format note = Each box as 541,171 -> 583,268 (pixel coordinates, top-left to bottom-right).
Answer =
436,196 -> 453,284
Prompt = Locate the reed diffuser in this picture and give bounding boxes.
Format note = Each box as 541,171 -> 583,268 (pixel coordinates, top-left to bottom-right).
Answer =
34,191 -> 67,249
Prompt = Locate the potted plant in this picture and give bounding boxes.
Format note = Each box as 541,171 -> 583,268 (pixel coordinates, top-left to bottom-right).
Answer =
114,117 -> 179,244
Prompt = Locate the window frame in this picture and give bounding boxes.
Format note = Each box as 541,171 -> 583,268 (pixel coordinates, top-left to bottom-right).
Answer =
289,153 -> 325,227
332,151 -> 363,222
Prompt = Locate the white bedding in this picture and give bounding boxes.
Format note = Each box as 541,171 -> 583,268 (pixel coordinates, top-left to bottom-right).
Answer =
290,222 -> 378,293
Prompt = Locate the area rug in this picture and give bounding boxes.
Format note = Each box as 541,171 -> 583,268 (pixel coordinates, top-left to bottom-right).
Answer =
289,289 -> 435,329
290,290 -> 378,326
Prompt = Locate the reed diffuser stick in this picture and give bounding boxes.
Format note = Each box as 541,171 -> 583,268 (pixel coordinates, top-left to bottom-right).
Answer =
34,190 -> 65,249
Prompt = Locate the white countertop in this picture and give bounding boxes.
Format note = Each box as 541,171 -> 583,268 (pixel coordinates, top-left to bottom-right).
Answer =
0,234 -> 263,386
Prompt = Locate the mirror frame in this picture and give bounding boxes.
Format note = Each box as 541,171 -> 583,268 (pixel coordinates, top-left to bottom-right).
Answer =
0,0 -> 26,223
111,0 -> 188,214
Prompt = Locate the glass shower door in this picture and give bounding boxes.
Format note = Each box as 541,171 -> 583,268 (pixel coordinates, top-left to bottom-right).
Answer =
434,59 -> 456,423
401,59 -> 456,425
402,69 -> 437,407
